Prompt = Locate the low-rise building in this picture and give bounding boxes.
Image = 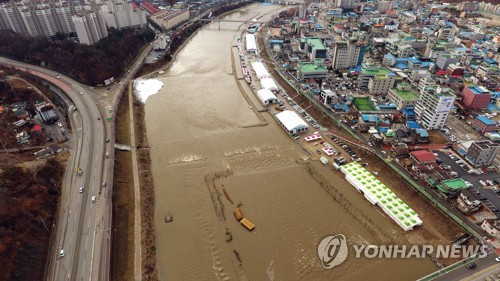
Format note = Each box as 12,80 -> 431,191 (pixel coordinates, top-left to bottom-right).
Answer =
297,60 -> 328,81
467,140 -> 500,167
388,83 -> 419,109
151,9 -> 189,30
359,63 -> 395,89
462,86 -> 492,110
473,116 -> 497,134
436,179 -> 468,197
481,219 -> 500,239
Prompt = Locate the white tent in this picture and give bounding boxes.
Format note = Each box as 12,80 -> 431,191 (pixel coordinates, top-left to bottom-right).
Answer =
256,89 -> 278,105
245,34 -> 257,52
275,111 -> 309,134
260,77 -> 279,91
251,61 -> 270,79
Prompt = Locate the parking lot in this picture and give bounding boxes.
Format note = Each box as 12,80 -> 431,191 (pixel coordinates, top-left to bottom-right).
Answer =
436,150 -> 500,215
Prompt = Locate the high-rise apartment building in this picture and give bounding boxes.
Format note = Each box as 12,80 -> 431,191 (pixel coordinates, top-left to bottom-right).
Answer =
0,0 -> 144,45
414,86 -> 455,130
101,0 -> 146,30
72,10 -> 108,45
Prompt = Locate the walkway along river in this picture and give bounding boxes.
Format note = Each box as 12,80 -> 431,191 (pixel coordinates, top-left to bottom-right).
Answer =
144,4 -> 438,281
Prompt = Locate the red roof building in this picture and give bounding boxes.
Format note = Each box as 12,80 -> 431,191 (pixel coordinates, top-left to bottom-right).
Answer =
410,150 -> 437,163
31,124 -> 43,133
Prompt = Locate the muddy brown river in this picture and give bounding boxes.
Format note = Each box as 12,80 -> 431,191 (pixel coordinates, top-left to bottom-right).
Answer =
144,4 -> 437,281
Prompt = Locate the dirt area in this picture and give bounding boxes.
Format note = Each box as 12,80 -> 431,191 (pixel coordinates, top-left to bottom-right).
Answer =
257,29 -> 465,266
428,130 -> 449,144
111,93 -> 135,281
0,156 -> 66,281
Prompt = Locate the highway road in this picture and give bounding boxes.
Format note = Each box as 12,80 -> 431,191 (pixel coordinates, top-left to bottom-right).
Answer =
0,57 -> 108,281
0,42 -> 152,281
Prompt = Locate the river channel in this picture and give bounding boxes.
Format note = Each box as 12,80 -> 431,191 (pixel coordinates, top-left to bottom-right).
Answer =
144,3 -> 437,281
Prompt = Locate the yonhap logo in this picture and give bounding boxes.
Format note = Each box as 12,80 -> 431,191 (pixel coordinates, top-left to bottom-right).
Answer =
317,234 -> 348,269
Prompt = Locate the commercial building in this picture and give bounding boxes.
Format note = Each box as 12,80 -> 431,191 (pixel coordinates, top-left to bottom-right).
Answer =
472,116 -> 497,134
275,111 -> 308,134
300,38 -> 327,61
359,64 -> 395,91
368,74 -> 396,95
414,86 -> 455,130
330,38 -> 366,70
151,9 -> 189,30
466,140 -> 500,167
297,60 -> 328,81
462,86 -> 492,110
388,83 -> 419,109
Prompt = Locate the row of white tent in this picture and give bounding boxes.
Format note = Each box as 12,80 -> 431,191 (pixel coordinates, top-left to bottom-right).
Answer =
251,61 -> 279,92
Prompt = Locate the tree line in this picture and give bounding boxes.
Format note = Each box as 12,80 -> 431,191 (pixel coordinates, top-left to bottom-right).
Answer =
0,28 -> 154,86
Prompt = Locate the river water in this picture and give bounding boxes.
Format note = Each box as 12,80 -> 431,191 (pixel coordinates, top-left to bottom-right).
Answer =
145,4 -> 436,281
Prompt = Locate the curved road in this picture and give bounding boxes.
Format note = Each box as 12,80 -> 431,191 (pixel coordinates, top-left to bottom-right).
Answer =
0,57 -> 108,281
0,42 -> 152,281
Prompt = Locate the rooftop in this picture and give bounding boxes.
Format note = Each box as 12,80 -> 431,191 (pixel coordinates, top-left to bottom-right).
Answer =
362,65 -> 394,76
306,38 -> 326,50
391,87 -> 420,100
410,150 -> 437,163
476,116 -> 496,126
298,62 -> 328,73
440,179 -> 468,190
467,86 -> 490,95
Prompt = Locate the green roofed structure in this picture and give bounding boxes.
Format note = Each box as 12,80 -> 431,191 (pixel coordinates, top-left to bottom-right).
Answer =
388,83 -> 420,110
353,97 -> 377,111
297,60 -> 328,81
436,179 -> 468,197
340,162 -> 422,231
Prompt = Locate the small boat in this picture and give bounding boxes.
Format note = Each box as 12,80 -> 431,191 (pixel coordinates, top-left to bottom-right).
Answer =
164,215 -> 174,223
239,218 -> 255,231
233,208 -> 244,221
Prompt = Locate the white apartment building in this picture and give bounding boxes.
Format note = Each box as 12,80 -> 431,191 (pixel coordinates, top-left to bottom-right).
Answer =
101,0 -> 146,30
72,11 -> 108,45
331,38 -> 365,69
414,86 -> 455,130
0,0 -> 144,45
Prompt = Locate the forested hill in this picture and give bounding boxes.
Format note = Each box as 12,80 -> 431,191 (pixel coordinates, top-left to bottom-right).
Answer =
0,28 -> 154,86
